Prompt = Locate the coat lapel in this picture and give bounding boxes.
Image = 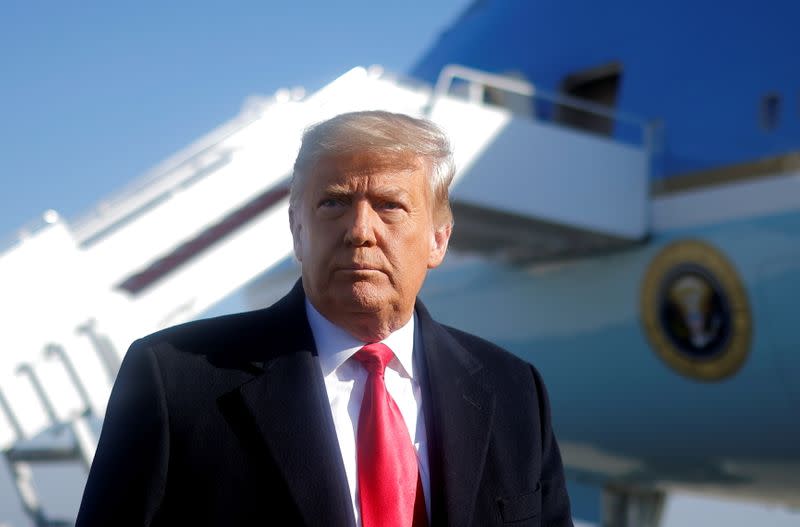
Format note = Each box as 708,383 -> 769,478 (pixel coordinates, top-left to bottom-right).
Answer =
227,282 -> 355,527
239,352 -> 354,527
416,301 -> 496,527
219,282 -> 494,527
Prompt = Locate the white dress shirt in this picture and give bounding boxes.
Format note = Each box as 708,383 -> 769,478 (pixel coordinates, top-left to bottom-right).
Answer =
305,300 -> 431,526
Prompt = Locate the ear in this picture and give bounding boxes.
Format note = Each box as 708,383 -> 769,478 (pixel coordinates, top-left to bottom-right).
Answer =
427,222 -> 452,269
288,207 -> 303,262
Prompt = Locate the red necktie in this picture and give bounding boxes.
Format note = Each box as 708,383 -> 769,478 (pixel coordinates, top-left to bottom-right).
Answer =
354,343 -> 428,527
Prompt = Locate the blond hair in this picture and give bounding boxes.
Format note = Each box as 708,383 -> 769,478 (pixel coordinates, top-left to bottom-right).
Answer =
290,110 -> 455,225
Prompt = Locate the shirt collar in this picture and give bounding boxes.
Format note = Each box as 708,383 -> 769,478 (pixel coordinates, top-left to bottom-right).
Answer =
305,299 -> 416,379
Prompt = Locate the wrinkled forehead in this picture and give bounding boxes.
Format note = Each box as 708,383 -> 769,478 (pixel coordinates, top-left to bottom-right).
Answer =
291,148 -> 435,211
311,149 -> 426,180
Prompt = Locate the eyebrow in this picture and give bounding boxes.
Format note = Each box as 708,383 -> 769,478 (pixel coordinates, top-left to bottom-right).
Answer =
320,184 -> 412,201
320,186 -> 352,199
372,186 -> 412,200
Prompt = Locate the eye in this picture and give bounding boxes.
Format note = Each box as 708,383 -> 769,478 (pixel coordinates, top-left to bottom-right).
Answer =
375,199 -> 408,212
318,197 -> 346,209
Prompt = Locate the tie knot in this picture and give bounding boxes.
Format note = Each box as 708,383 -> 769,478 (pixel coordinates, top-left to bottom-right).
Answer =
354,342 -> 395,375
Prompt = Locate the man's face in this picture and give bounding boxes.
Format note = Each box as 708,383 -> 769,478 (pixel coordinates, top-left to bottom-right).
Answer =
290,151 -> 451,339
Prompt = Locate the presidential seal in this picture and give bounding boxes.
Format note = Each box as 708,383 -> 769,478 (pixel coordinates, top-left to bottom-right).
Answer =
640,239 -> 751,381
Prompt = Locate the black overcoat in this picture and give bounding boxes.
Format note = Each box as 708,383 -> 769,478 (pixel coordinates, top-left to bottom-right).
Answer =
77,281 -> 572,526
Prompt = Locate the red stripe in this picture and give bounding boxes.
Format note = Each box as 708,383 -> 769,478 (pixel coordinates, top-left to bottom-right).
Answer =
117,184 -> 290,294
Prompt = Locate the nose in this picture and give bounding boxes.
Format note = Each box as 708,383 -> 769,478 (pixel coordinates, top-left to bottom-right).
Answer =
344,201 -> 377,247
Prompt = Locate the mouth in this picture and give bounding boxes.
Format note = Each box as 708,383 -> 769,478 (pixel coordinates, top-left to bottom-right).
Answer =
335,263 -> 385,276
337,262 -> 381,271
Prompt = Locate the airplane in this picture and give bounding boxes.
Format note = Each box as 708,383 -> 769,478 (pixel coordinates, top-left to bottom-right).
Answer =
407,1 -> 800,524
401,2 -> 800,525
1,1 -> 798,526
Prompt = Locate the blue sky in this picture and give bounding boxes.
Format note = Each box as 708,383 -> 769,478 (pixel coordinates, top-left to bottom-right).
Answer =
0,0 -> 467,239
2,2 -> 800,525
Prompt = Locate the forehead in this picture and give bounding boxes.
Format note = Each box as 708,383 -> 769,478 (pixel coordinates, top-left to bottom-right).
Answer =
312,150 -> 424,181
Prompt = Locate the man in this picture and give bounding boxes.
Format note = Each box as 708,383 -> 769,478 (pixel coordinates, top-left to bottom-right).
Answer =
77,111 -> 572,526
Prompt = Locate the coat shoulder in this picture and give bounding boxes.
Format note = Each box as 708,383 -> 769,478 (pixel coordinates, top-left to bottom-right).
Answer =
136,308 -> 272,354
438,324 -> 548,394
131,283 -> 313,368
441,324 -> 534,372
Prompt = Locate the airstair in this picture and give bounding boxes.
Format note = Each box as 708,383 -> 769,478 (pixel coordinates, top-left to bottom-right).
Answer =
0,65 -> 652,525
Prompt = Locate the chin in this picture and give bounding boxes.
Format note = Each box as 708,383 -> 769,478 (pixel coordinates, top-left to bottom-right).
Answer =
339,280 -> 391,313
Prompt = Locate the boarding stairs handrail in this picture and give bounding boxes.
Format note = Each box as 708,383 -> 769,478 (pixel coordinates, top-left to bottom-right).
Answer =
2,342 -> 102,527
69,99 -> 280,247
431,64 -> 655,148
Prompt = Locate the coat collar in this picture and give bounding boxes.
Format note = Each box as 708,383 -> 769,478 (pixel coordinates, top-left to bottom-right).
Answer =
226,281 -> 495,527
